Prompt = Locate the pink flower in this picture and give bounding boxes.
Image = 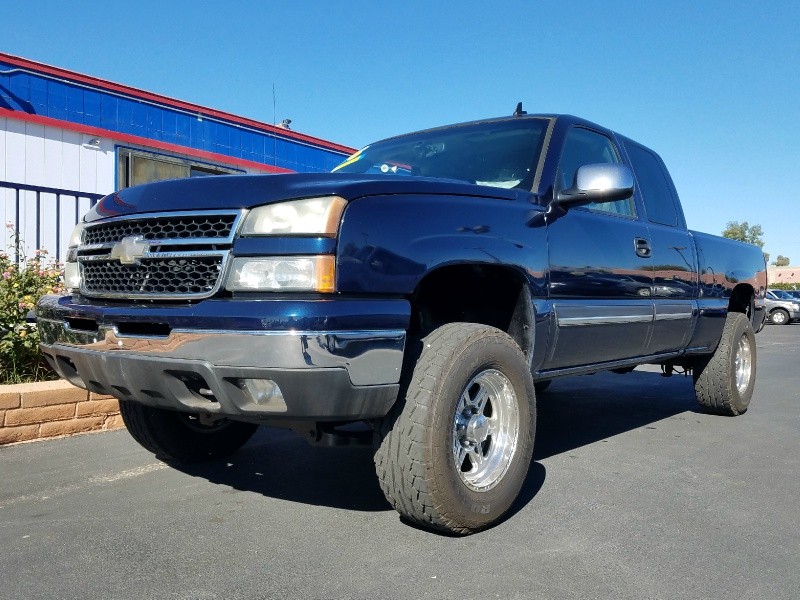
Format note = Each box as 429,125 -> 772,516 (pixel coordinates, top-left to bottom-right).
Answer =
2,271 -> 10,280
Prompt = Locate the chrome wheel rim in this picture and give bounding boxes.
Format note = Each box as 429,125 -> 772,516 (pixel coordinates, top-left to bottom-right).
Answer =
772,311 -> 787,324
452,369 -> 520,491
734,335 -> 753,396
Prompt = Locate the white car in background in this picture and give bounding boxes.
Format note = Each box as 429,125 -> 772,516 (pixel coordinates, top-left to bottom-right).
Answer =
765,289 -> 800,325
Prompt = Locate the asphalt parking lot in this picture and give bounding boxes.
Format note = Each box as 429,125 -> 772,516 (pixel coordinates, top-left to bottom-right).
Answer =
1,324 -> 798,600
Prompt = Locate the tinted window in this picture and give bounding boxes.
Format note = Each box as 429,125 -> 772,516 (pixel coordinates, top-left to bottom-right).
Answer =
625,142 -> 678,226
557,127 -> 634,216
769,289 -> 793,300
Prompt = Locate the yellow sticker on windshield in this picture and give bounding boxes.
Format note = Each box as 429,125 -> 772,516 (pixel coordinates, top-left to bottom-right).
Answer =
333,147 -> 367,171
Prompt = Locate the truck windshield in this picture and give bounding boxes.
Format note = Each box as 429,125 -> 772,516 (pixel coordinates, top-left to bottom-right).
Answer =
333,118 -> 548,190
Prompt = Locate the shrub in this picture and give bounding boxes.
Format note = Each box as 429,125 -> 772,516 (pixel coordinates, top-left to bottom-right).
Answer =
768,282 -> 799,291
0,224 -> 64,384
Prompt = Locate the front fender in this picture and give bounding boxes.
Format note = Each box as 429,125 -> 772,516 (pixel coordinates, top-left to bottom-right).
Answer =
337,193 -> 547,295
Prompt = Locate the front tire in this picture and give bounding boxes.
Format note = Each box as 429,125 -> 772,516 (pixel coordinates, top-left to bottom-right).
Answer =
374,323 -> 536,534
693,312 -> 756,416
769,309 -> 789,325
119,401 -> 258,462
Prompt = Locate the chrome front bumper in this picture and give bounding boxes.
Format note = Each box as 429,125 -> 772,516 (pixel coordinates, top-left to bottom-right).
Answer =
37,295 -> 405,421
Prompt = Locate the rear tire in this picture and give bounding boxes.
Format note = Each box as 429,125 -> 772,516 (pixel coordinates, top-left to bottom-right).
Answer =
693,312 -> 756,416
374,323 -> 536,534
119,401 -> 258,462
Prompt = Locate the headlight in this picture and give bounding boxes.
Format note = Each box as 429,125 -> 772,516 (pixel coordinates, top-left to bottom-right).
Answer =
64,222 -> 86,293
63,263 -> 82,291
240,196 -> 347,236
68,221 -> 86,247
226,256 -> 336,292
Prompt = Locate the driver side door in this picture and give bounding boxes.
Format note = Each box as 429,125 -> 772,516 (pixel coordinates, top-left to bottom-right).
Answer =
544,127 -> 654,369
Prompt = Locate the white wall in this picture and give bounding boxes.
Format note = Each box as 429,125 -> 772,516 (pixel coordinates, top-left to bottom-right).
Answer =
0,115 -> 274,263
1,116 -> 115,262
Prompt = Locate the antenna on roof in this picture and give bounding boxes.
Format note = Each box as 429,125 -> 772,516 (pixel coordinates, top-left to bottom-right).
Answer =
513,102 -> 527,116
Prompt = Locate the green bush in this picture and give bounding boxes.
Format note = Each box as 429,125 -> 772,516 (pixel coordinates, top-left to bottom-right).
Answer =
768,282 -> 799,291
1,224 -> 64,384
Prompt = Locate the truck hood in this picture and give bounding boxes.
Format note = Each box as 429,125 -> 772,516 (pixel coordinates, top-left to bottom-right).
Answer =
86,173 -> 526,221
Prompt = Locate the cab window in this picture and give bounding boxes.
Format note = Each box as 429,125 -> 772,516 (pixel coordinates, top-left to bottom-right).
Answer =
625,141 -> 679,227
557,127 -> 635,217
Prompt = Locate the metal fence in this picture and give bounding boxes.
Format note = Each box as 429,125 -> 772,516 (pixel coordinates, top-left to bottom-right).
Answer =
1,181 -> 103,264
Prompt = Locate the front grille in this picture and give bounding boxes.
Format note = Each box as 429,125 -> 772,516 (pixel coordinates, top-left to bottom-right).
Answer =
84,214 -> 237,246
81,256 -> 224,297
77,211 -> 241,300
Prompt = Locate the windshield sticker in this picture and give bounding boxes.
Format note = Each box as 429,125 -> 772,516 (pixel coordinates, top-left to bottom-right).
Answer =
333,147 -> 368,172
379,162 -> 413,175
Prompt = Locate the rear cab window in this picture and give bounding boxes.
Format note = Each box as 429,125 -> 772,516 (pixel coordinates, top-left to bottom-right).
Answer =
624,141 -> 684,228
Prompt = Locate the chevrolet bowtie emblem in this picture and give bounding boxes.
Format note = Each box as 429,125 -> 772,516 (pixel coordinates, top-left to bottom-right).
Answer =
110,236 -> 150,265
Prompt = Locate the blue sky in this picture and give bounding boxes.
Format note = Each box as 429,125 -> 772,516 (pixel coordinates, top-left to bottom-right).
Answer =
3,1 -> 799,265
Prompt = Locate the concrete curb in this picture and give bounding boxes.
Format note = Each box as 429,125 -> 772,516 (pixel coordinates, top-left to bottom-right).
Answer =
0,380 -> 123,446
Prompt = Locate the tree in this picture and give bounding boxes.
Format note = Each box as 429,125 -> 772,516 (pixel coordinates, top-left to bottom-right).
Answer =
772,255 -> 790,267
722,221 -> 764,248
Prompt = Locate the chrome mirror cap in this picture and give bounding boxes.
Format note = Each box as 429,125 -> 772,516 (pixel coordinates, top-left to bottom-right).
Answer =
575,163 -> 634,193
555,163 -> 635,208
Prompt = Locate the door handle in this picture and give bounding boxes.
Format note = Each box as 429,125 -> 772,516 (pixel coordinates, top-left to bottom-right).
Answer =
634,238 -> 652,258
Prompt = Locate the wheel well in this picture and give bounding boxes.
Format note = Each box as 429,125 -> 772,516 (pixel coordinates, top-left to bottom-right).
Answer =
728,283 -> 757,331
728,284 -> 754,316
409,264 -> 531,356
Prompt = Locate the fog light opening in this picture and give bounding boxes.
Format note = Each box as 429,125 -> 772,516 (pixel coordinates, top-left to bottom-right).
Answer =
240,378 -> 287,412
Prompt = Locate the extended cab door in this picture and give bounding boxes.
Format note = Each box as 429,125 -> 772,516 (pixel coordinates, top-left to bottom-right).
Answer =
544,127 -> 654,369
623,140 -> 699,354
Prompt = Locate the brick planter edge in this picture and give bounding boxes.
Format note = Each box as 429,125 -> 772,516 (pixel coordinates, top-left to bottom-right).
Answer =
0,380 -> 123,446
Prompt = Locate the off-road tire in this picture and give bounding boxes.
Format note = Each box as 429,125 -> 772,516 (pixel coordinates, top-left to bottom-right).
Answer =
119,401 -> 258,462
374,323 -> 536,534
693,312 -> 756,416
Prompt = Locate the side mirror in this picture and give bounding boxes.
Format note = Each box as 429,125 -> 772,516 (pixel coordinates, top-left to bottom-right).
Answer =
554,163 -> 635,208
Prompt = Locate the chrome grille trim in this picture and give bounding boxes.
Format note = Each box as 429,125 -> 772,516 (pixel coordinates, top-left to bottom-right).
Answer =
77,210 -> 243,300
82,209 -> 243,247
79,249 -> 228,262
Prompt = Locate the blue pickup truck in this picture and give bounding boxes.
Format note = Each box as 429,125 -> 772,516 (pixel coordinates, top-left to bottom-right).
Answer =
37,111 -> 767,534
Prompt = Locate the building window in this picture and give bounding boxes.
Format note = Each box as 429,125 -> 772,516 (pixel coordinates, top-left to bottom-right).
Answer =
117,148 -> 240,188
